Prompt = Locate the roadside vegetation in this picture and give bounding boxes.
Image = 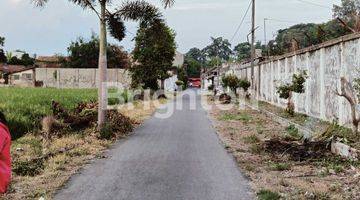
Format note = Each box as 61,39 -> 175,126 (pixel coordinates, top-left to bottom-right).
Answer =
1,87 -> 165,199
208,96 -> 360,199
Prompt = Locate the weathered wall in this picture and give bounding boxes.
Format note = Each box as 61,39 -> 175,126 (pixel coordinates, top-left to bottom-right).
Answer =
227,33 -> 360,127
36,68 -> 131,89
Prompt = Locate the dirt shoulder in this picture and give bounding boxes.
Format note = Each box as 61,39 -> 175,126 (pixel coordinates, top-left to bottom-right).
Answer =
2,100 -> 165,200
207,98 -> 360,200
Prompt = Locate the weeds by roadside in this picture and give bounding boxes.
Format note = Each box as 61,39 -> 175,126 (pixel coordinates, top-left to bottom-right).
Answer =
209,102 -> 360,199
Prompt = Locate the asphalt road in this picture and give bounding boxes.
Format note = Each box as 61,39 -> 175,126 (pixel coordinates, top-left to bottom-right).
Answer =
55,90 -> 254,200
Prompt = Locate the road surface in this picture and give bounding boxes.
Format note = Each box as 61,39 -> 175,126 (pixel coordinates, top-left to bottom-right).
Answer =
55,90 -> 254,200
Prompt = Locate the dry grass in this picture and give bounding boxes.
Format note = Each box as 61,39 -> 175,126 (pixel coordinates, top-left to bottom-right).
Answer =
208,101 -> 360,199
2,100 -> 165,200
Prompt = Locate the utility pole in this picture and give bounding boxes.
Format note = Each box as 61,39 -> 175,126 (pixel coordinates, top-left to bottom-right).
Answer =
250,0 -> 256,90
264,18 -> 269,57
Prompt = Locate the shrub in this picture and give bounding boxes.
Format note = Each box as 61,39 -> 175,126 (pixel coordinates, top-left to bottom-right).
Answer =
238,78 -> 251,92
276,70 -> 307,115
13,158 -> 44,176
222,74 -> 240,94
99,111 -> 133,140
175,80 -> 184,86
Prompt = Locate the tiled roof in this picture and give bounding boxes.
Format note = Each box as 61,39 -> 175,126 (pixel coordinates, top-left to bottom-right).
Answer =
0,64 -> 36,74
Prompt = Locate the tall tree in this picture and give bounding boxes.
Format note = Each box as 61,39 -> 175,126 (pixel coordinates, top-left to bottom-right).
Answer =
202,37 -> 232,63
333,0 -> 360,31
233,42 -> 251,61
131,21 -> 176,90
0,36 -> 6,63
185,48 -> 205,64
33,0 -> 174,127
63,34 -> 129,69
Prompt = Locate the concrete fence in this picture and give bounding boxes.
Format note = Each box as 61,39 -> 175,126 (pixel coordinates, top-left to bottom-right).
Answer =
225,33 -> 360,126
35,68 -> 178,91
36,68 -> 131,89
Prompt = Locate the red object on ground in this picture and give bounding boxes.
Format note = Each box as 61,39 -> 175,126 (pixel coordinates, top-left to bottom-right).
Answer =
0,122 -> 11,194
188,78 -> 201,88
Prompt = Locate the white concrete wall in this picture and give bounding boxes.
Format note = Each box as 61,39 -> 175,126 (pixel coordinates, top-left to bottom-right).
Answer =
226,33 -> 360,127
36,68 -> 131,89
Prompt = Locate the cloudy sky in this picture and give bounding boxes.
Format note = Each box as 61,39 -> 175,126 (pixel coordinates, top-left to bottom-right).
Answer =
0,0 -> 341,55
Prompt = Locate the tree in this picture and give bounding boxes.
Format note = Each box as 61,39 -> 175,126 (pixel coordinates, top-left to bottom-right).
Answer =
0,36 -> 6,63
221,74 -> 240,95
185,47 -> 205,64
233,42 -> 251,61
33,0 -> 174,127
184,59 -> 201,78
131,21 -> 176,90
277,71 -> 307,116
7,52 -> 35,66
63,34 -> 129,68
203,37 -> 232,63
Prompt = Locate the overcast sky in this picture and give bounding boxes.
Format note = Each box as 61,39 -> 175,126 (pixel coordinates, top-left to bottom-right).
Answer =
0,0 -> 341,55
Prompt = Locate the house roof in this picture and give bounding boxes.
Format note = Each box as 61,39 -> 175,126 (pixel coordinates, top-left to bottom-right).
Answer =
0,64 -> 36,74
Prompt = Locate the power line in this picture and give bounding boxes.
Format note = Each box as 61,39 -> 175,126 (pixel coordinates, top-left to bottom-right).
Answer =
230,0 -> 252,43
294,0 -> 332,9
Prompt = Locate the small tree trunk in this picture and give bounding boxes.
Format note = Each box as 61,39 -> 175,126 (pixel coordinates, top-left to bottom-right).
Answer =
287,91 -> 295,116
161,79 -> 165,90
98,2 -> 108,129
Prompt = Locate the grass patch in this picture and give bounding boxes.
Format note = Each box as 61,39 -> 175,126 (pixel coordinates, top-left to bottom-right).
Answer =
218,112 -> 252,122
243,134 -> 260,144
284,124 -> 302,140
269,162 -> 290,171
0,87 -> 97,139
257,189 -> 281,200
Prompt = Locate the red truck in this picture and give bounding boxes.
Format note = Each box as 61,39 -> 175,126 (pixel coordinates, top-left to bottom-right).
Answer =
188,78 -> 201,88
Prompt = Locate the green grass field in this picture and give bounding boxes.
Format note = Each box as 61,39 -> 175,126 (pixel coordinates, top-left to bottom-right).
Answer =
0,87 -> 97,139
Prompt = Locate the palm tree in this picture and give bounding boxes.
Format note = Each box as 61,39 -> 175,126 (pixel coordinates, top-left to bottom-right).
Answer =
32,0 -> 174,128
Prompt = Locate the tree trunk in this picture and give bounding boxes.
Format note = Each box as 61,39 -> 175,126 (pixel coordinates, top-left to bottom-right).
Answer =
161,79 -> 165,90
98,2 -> 108,129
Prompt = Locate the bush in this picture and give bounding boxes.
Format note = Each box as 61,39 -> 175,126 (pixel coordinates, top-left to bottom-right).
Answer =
222,74 -> 240,94
13,158 -> 44,176
238,78 -> 251,92
99,110 -> 133,140
175,80 -> 184,86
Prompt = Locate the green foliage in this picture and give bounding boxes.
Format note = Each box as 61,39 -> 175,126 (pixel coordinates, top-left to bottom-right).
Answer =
175,80 -> 184,86
269,162 -> 291,171
243,135 -> 260,144
177,67 -> 188,89
257,189 -> 281,200
184,58 -> 201,78
238,78 -> 251,92
219,112 -> 252,122
62,33 -> 129,69
131,21 -> 176,90
13,158 -> 44,176
0,36 -> 5,63
185,47 -> 205,64
7,52 -> 35,66
277,71 -> 308,100
333,0 -> 360,21
203,37 -> 232,63
221,74 -> 240,94
0,88 -> 97,139
285,124 -> 302,140
277,84 -> 292,99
